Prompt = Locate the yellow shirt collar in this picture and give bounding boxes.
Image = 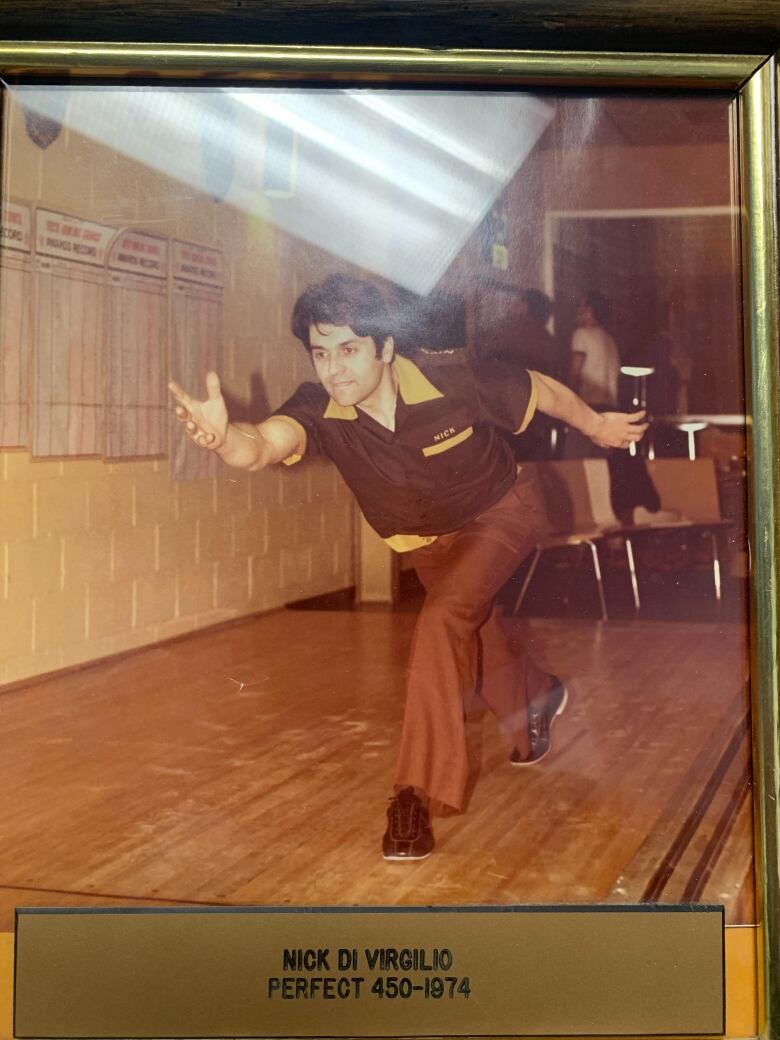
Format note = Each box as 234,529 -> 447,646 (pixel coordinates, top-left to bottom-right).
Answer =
322,355 -> 443,419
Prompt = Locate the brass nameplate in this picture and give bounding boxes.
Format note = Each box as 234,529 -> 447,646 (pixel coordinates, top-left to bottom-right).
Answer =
14,905 -> 724,1038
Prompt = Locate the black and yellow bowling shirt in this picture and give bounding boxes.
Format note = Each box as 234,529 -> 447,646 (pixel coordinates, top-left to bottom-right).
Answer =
272,353 -> 538,552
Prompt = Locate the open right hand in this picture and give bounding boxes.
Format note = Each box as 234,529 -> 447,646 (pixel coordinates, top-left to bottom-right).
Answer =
168,371 -> 229,451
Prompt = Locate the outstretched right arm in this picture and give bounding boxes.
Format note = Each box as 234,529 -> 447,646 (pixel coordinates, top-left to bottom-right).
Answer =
168,372 -> 303,472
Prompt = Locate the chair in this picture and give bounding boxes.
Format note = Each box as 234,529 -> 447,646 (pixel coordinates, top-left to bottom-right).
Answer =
511,457 -> 729,619
511,459 -> 630,620
636,457 -> 730,603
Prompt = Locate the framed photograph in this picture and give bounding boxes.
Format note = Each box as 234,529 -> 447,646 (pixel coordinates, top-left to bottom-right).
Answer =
0,17 -> 777,1040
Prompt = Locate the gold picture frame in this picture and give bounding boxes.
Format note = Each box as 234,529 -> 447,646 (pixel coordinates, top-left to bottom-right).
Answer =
0,28 -> 777,1040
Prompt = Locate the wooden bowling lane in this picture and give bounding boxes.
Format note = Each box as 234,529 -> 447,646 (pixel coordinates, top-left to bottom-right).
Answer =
608,691 -> 753,908
0,610 -> 754,928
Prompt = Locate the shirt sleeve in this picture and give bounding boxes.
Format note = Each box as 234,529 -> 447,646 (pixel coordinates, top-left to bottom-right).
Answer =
270,382 -> 326,465
471,360 -> 537,434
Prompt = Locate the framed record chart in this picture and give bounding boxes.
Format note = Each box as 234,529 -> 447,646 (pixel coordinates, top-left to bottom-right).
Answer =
105,228 -> 169,461
0,199 -> 32,448
0,27 -> 777,1040
32,208 -> 114,457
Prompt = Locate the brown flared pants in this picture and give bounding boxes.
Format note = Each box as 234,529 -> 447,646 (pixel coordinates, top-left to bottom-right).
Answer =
393,469 -> 551,810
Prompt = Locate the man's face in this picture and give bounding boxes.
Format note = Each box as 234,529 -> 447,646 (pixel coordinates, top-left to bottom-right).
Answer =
309,323 -> 393,406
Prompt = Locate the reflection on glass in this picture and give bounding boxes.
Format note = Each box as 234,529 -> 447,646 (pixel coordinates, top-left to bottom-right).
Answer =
0,86 -> 753,933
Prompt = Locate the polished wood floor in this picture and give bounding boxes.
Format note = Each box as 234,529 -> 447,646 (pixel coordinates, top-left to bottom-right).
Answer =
0,610 -> 754,929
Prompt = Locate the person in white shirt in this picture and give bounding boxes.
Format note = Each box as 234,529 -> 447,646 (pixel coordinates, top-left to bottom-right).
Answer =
569,291 -> 621,408
566,291 -> 660,519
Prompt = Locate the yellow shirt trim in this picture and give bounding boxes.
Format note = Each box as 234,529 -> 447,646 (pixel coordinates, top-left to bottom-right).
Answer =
395,355 -> 445,404
516,370 -> 540,433
383,533 -> 438,553
323,398 -> 358,420
272,414 -> 308,466
421,425 -> 474,457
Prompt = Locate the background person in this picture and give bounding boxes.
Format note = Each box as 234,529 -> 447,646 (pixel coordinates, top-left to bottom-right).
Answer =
486,289 -> 563,459
566,290 -> 621,458
569,290 -> 621,408
484,288 -> 559,377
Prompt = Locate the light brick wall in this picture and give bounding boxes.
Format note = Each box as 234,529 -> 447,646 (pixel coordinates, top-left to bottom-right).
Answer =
0,93 -> 355,687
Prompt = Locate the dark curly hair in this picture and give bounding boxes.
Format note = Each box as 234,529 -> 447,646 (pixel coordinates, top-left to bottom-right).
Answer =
291,274 -> 393,357
522,288 -> 553,325
583,290 -> 611,328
